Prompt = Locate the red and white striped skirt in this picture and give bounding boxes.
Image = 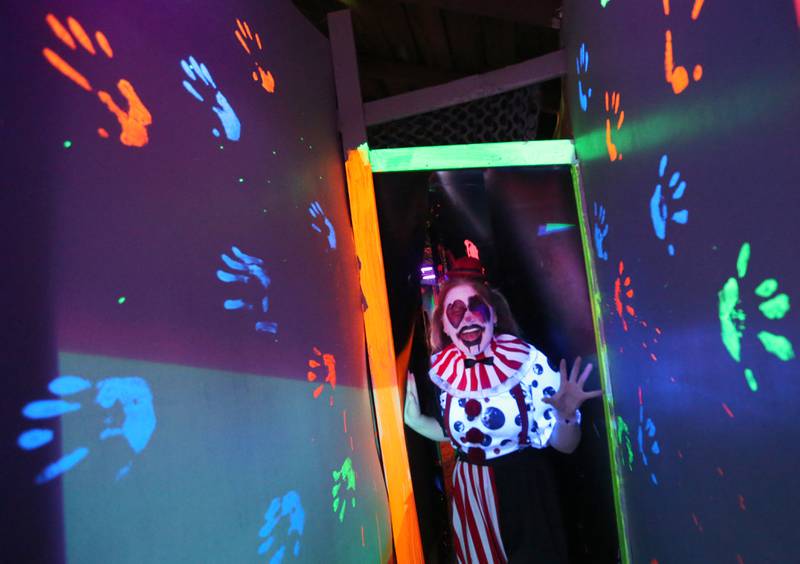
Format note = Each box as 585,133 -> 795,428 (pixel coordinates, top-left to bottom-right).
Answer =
451,459 -> 508,564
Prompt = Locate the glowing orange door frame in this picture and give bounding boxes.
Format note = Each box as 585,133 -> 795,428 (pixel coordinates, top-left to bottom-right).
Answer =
344,146 -> 425,564
344,140 -> 631,564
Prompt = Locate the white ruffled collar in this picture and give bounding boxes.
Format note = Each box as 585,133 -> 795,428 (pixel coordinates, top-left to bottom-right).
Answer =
429,334 -> 532,399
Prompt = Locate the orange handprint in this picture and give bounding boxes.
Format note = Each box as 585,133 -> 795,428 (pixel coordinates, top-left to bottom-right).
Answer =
42,14 -> 152,147
613,260 -> 661,361
234,18 -> 275,93
307,347 -> 336,406
663,0 -> 705,95
614,260 -> 636,332
604,91 -> 624,162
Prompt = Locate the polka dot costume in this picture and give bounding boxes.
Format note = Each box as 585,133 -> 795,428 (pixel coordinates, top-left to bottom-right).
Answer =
431,335 -> 577,462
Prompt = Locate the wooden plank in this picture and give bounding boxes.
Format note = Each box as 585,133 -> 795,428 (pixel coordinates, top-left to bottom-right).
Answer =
405,3 -> 453,70
359,56 -> 465,91
363,49 -> 566,126
397,0 -> 561,28
328,10 -> 367,153
482,17 -> 516,69
443,10 -> 485,74
344,147 -> 425,564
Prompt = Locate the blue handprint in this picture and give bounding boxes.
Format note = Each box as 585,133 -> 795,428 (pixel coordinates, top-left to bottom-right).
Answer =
216,245 -> 278,334
576,43 -> 592,112
258,490 -> 305,562
180,55 -> 241,141
650,154 -> 688,256
593,202 -> 609,261
637,386 -> 660,486
18,375 -> 156,484
308,201 -> 336,250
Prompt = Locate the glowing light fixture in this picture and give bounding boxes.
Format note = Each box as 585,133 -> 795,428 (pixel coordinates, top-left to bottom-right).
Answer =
368,140 -> 576,172
117,296 -> 126,304
63,140 -> 72,148
420,265 -> 436,284
537,223 -> 575,236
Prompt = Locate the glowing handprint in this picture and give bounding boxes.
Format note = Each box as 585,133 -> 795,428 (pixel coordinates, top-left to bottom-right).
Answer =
613,260 -> 662,361
616,415 -> 634,471
234,18 -> 276,93
258,490 -> 305,561
637,387 -> 660,485
307,347 -> 337,405
180,56 -> 241,141
604,91 -> 624,161
593,202 -> 609,261
464,239 -> 480,259
42,14 -> 152,146
576,43 -> 592,112
718,243 -> 795,391
331,457 -> 357,523
18,375 -> 156,483
216,246 -> 277,334
308,201 -> 337,250
614,260 -> 636,332
650,154 -> 689,256
663,0 -> 705,95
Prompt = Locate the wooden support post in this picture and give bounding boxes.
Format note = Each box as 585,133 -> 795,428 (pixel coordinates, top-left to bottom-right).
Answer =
329,10 -> 425,564
328,10 -> 368,153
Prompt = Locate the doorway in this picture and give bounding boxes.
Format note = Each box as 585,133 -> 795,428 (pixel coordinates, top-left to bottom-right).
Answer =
372,161 -> 621,563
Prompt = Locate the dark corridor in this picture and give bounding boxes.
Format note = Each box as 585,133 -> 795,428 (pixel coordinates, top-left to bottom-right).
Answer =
374,166 -> 619,563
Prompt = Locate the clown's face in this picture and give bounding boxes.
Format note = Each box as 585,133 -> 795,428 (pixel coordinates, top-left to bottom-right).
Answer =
442,283 -> 496,357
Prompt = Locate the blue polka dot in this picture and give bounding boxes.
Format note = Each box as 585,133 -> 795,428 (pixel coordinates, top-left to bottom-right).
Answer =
481,407 -> 505,430
454,421 -> 464,432
544,408 -> 553,420
481,434 -> 492,446
543,386 -> 556,397
515,414 -> 521,426
532,379 -> 539,388
484,397 -> 490,403
533,364 -> 543,375
501,439 -> 512,446
458,398 -> 466,407
530,420 -> 539,432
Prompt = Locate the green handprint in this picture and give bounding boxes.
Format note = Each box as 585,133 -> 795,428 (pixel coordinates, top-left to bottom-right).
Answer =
331,457 -> 356,523
616,416 -> 634,471
718,242 -> 794,391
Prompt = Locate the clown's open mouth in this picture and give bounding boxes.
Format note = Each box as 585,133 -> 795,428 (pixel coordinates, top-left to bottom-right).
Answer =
458,325 -> 484,347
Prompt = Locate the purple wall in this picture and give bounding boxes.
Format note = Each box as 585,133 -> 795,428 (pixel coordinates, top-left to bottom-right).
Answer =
564,1 -> 800,562
1,1 -> 391,561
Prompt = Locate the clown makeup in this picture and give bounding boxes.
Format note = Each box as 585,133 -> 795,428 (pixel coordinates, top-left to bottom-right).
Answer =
442,284 -> 496,357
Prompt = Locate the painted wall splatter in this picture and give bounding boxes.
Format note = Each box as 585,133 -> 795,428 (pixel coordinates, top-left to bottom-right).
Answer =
1,1 -> 390,562
565,0 -> 800,561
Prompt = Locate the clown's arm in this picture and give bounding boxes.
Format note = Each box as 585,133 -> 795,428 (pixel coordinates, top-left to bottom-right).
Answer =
404,372 -> 448,442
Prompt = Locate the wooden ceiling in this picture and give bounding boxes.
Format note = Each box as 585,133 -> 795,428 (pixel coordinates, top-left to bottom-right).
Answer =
291,0 -> 563,102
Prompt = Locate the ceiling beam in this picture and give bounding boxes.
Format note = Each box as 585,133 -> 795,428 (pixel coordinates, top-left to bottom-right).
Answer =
394,0 -> 561,28
363,49 -> 565,126
359,56 -> 466,89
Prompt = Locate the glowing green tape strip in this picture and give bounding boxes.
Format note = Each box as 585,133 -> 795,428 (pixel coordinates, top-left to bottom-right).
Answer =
368,140 -> 576,172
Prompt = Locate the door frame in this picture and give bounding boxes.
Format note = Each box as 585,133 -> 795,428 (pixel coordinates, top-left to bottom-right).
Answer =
343,139 -> 631,563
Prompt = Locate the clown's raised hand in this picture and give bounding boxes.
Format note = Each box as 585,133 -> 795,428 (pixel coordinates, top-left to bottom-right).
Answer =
542,357 -> 602,419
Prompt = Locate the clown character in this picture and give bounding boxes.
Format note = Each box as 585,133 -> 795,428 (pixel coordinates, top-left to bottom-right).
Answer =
404,257 -> 602,563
